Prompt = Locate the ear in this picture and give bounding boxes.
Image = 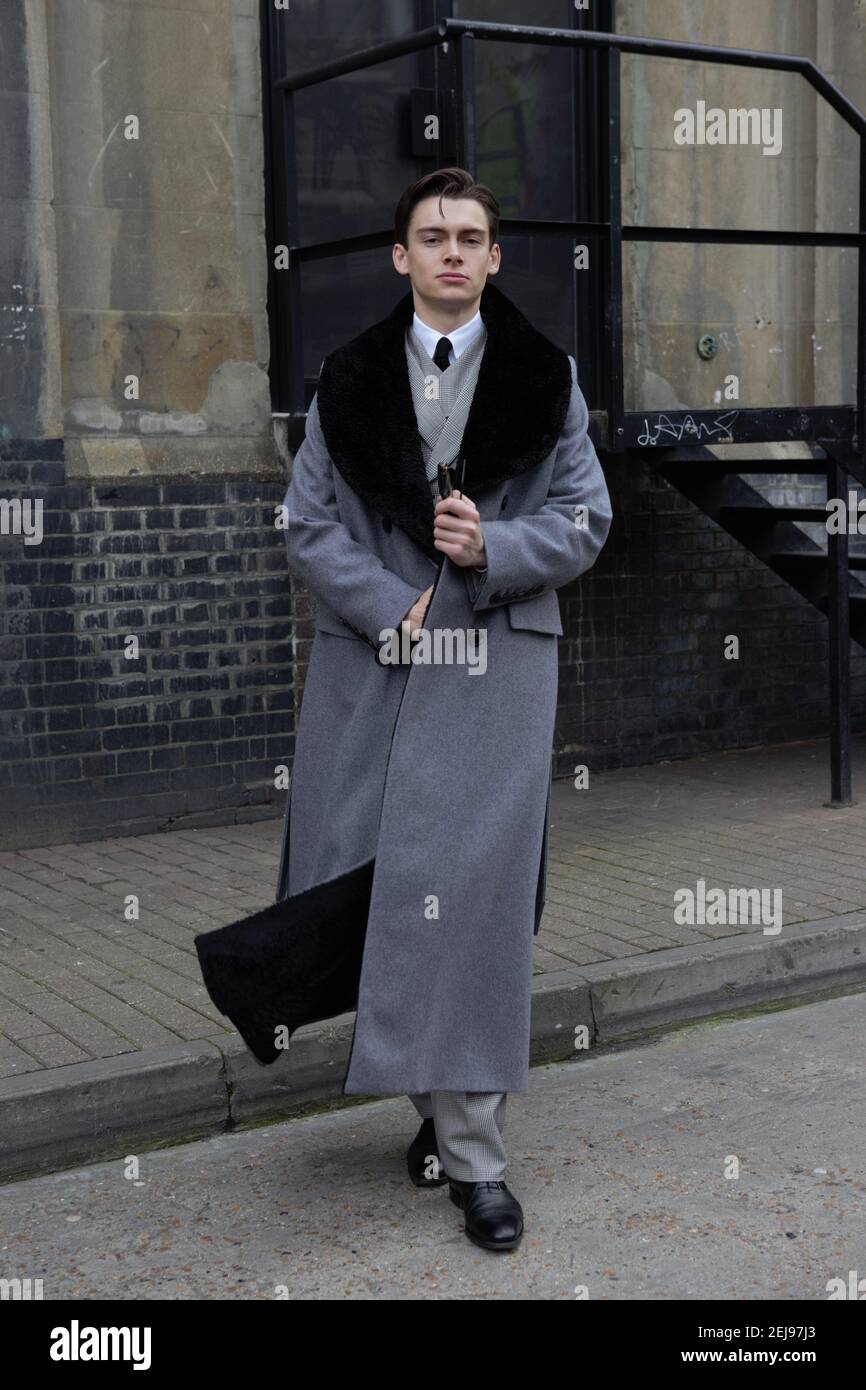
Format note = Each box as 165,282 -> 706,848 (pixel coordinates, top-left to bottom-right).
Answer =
392,243 -> 410,277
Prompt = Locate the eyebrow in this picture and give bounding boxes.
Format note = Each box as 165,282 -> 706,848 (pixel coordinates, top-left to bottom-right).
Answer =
414,225 -> 487,235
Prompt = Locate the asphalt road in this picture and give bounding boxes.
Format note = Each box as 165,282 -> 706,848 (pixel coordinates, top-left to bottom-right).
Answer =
2,991 -> 864,1300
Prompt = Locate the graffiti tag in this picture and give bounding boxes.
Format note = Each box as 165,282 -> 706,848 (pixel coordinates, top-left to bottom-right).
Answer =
637,411 -> 739,447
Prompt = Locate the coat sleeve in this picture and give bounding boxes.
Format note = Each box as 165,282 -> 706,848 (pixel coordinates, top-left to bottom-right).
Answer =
283,391 -> 426,651
465,356 -> 612,611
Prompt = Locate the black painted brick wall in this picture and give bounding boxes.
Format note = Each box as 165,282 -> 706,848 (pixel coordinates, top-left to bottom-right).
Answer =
4,445 -> 866,852
0,449 -> 293,849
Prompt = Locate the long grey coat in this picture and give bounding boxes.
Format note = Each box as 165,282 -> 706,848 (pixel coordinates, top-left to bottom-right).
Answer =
275,282 -> 613,1097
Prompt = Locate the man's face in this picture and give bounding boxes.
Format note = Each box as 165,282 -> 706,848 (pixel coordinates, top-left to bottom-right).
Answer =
392,195 -> 500,307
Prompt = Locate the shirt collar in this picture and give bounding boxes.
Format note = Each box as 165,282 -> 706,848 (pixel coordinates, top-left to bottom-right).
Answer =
411,308 -> 483,367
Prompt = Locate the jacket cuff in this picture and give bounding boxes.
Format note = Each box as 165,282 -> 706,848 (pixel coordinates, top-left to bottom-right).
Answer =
466,521 -> 552,612
335,570 -> 428,654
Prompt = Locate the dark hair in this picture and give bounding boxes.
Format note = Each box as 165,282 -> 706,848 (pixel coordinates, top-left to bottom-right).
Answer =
394,167 -> 500,248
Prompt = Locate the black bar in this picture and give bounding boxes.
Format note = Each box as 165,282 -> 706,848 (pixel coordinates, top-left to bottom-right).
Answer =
573,5 -> 592,402
859,142 -> 866,449
436,19 -> 866,136
260,0 -> 282,414
454,32 -> 476,173
266,8 -> 305,415
291,219 -> 611,256
499,217 -> 611,238
292,230 -> 397,263
605,46 -> 625,450
275,18 -> 866,139
289,219 -> 864,257
624,226 -> 865,247
273,17 -> 866,138
283,406 -> 855,455
283,90 -> 304,414
825,454 -> 852,805
275,25 -> 443,93
625,406 -> 857,447
575,0 -> 614,411
282,405 -> 860,449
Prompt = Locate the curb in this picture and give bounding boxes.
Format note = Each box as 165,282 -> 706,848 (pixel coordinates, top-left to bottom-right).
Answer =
2,912 -> 865,1184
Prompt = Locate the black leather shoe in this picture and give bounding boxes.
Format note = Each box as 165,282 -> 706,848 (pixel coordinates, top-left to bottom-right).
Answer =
448,1178 -> 524,1250
406,1117 -> 448,1187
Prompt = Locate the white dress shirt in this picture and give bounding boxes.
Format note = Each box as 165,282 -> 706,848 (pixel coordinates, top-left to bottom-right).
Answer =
411,309 -> 484,367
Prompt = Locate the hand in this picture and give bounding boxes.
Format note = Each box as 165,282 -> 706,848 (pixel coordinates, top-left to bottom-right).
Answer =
401,583 -> 434,636
433,490 -> 487,569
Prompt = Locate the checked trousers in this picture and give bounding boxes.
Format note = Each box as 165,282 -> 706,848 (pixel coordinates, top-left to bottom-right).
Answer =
408,1091 -> 508,1181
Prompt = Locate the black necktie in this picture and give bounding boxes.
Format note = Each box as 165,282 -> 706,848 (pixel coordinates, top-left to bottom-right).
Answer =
433,337 -> 453,372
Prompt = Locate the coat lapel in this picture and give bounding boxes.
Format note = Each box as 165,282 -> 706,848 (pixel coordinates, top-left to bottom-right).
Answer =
315,281 -> 573,562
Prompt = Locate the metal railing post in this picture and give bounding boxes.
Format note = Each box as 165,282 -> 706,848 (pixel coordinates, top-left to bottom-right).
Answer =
605,45 -> 624,449
283,90 -> 304,413
858,140 -> 866,452
826,456 -> 852,805
454,32 -> 477,175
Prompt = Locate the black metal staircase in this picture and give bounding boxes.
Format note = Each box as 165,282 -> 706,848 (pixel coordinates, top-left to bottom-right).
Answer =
648,445 -> 866,804
650,450 -> 866,646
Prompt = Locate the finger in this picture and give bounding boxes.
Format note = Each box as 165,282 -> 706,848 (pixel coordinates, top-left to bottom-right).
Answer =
434,533 -> 472,552
435,495 -> 479,521
434,521 -> 478,543
434,511 -> 476,533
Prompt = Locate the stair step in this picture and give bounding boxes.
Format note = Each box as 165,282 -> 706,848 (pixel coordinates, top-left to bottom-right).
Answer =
653,450 -> 828,471
734,464 -> 828,474
770,548 -> 866,569
719,503 -> 830,523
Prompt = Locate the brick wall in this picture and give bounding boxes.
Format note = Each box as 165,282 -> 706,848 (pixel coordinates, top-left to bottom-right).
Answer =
0,446 -> 293,850
4,444 -> 866,852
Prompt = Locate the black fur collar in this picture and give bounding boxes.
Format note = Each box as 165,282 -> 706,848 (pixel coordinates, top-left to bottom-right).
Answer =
315,281 -> 572,562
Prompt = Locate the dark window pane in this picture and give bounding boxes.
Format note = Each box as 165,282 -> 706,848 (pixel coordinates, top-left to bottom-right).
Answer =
494,234 -> 576,355
301,249 -> 407,378
453,0 -> 573,23
470,41 -> 576,222
284,0 -> 423,64
294,56 -> 430,245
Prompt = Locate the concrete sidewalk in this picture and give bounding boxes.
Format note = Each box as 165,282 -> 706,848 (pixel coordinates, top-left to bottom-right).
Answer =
2,736 -> 866,1182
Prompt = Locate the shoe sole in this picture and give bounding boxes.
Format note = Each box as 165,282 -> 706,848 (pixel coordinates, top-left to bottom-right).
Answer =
448,1183 -> 524,1250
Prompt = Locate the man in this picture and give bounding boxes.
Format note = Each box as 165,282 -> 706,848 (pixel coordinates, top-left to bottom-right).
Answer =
276,167 -> 613,1252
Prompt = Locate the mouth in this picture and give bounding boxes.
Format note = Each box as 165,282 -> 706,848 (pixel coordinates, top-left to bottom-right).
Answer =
437,274 -> 468,282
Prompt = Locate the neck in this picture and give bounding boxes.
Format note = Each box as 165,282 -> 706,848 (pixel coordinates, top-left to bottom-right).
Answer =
412,291 -> 482,336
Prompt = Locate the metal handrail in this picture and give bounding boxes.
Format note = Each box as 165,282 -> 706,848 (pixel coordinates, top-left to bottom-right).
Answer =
277,17 -> 866,136
272,15 -> 866,451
